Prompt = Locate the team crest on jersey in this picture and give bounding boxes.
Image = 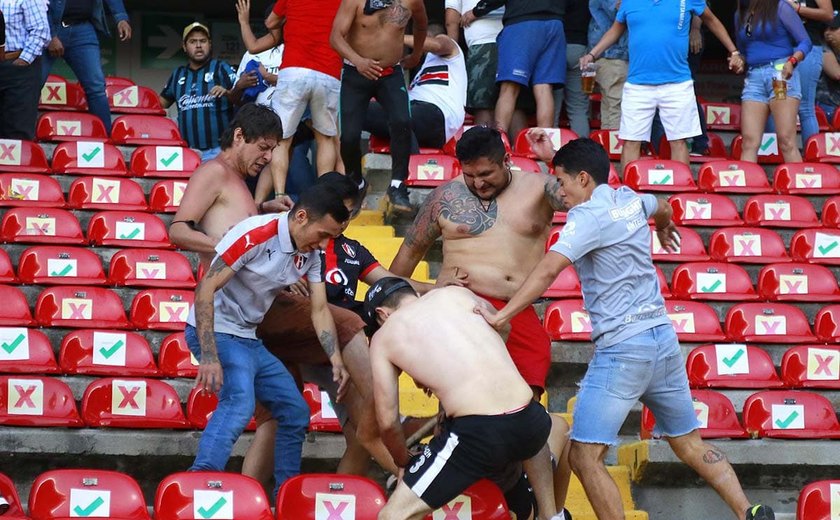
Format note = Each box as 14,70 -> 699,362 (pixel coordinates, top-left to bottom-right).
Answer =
293,253 -> 306,270
204,72 -> 214,83
342,243 -> 356,258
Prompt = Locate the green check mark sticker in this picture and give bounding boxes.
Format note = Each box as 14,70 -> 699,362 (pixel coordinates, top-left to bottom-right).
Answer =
818,241 -> 839,255
81,146 -> 102,163
721,347 -> 744,368
98,340 -> 124,359
775,410 -> 799,429
197,497 -> 227,519
119,227 -> 141,240
73,496 -> 104,517
160,151 -> 180,167
652,174 -> 672,185
1,333 -> 25,355
759,136 -> 776,153
701,279 -> 722,292
50,264 -> 74,277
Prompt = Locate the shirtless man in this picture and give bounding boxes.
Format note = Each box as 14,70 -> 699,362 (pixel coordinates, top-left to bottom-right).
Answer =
389,125 -> 566,397
364,279 -> 565,520
330,0 -> 427,213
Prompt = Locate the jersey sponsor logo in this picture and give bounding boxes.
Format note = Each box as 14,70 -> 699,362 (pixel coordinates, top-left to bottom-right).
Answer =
342,243 -> 356,258
411,64 -> 450,87
326,267 -> 349,286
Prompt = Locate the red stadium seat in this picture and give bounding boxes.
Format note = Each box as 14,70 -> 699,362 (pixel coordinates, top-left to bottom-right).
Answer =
589,129 -> 624,161
422,479 -> 511,520
105,76 -> 136,88
709,227 -> 791,264
155,472 -> 271,520
186,387 -> 256,430
0,249 -> 16,283
59,329 -> 159,377
303,383 -> 341,433
725,303 -> 815,343
130,146 -> 200,178
543,266 -> 582,299
68,176 -> 148,211
17,246 -> 106,286
543,299 -> 592,341
790,228 -> 840,265
368,134 -> 443,155
697,160 -> 771,194
797,479 -> 840,520
686,344 -> 783,389
444,125 -> 512,156
730,133 -> 784,164
28,468 -> 151,520
623,159 -> 697,192
157,332 -> 198,378
658,132 -> 728,162
820,196 -> 840,228
804,132 -> 840,163
36,112 -> 107,142
406,154 -> 460,187
781,345 -> 840,389
815,305 -> 840,342
0,375 -> 83,427
39,76 -> 88,112
51,141 -> 128,176
87,211 -> 172,248
742,194 -> 819,228
149,179 -> 189,213
0,174 -> 66,208
110,116 -> 185,147
0,285 -> 35,327
671,262 -> 757,301
0,472 -> 28,519
513,128 -> 578,158
650,225 -> 710,262
1,207 -> 85,245
666,300 -> 726,342
275,474 -> 386,520
773,162 -> 840,195
669,193 -> 743,226
82,377 -> 189,429
35,286 -> 129,329
129,289 -> 194,331
702,102 -> 741,131
758,263 -> 840,302
0,328 -> 59,374
656,265 -> 672,298
508,155 -> 542,173
106,85 -> 166,115
0,139 -> 50,173
816,105 -> 831,131
109,249 -> 196,289
642,389 -> 749,439
742,390 -> 840,439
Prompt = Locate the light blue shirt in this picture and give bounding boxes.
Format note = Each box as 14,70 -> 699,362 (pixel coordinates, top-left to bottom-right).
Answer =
1,0 -> 50,64
617,0 -> 706,85
589,0 -> 628,61
550,184 -> 671,348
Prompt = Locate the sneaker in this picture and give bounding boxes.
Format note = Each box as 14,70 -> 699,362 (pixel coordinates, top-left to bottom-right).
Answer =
550,509 -> 572,520
745,504 -> 775,520
387,185 -> 414,214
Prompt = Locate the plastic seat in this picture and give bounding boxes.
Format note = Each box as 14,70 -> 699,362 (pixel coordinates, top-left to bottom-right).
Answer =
68,176 -> 148,211
820,196 -> 840,228
0,285 -> 36,326
0,472 -> 28,519
669,193 -> 743,226
149,179 -> 189,213
36,112 -> 107,142
686,344 -> 783,388
82,377 -> 189,428
543,299 -> 592,341
731,133 -> 784,164
129,289 -> 194,330
0,139 -> 50,173
111,116 -> 185,147
87,211 -> 172,248
642,389 -> 749,439
129,146 -> 200,178
0,174 -> 66,208
773,162 -> 840,195
0,375 -> 83,427
725,303 -> 815,343
59,329 -> 159,377
797,479 -> 840,520
702,102 -> 741,131
186,387 -> 256,430
17,246 -> 107,286
671,262 -> 757,301
589,129 -> 624,161
39,76 -> 88,112
658,132 -> 728,162
157,332 -> 198,378
275,474 -> 386,520
106,85 -> 166,115
443,125 -> 512,156
758,263 -> 840,302
406,154 -> 460,187
105,76 -> 136,88
51,141 -> 128,176
666,300 -> 726,342
742,194 -> 819,228
368,134 -> 442,155
0,249 -> 16,283
303,382 -> 341,433
697,160 -> 771,193
0,328 -> 59,374
543,266 -> 581,298
155,471 -> 271,520
1,207 -> 85,245
656,265 -> 672,298
508,155 -> 542,173
804,132 -> 840,163
513,127 -> 578,158
814,304 -> 840,342
623,159 -> 698,192
742,390 -> 840,439
650,225 -> 710,262
790,228 -> 840,265
709,227 -> 790,264
109,249 -> 196,289
422,479 -> 511,520
35,286 -> 129,329
28,468 -> 151,519
781,345 -> 840,389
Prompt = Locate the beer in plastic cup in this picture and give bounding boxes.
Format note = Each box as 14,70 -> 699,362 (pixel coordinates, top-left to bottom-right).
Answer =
581,64 -> 597,95
772,70 -> 787,100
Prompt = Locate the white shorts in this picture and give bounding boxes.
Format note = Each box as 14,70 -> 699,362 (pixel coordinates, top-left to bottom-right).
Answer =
618,80 -> 701,142
270,67 -> 341,139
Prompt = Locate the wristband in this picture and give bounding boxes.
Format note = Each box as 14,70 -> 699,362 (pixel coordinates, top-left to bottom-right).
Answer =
788,55 -> 799,66
730,50 -> 740,56
586,52 -> 596,60
275,192 -> 286,198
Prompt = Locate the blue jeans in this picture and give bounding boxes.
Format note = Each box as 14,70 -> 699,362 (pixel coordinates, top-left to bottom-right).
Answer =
41,21 -> 112,134
184,325 -> 309,491
554,43 -> 590,139
767,45 -> 822,143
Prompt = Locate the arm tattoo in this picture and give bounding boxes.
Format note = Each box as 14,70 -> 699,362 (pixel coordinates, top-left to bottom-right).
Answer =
544,176 -> 567,211
437,181 -> 497,235
319,330 -> 337,357
702,448 -> 726,464
195,258 -> 227,364
403,187 -> 443,250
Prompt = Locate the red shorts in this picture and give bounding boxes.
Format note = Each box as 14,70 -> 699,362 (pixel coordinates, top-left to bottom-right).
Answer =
478,294 -> 551,391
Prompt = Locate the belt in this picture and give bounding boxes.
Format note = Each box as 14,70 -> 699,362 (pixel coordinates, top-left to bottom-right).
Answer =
61,19 -> 88,27
3,50 -> 22,61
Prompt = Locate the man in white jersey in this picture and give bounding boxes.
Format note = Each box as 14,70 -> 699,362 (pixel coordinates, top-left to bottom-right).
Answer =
479,130 -> 776,520
186,182 -> 350,493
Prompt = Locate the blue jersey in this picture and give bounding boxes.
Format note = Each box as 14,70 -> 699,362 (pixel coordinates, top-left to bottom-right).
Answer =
550,184 -> 671,348
161,59 -> 236,150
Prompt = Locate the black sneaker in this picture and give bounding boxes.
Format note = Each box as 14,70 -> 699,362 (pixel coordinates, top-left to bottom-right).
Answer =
387,185 -> 414,214
745,504 -> 775,520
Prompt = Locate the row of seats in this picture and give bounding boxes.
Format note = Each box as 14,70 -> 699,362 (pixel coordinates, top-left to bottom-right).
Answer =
40,75 -> 164,115
698,101 -> 839,134
798,479 -> 840,520
668,193 -> 835,228
34,112 -> 184,147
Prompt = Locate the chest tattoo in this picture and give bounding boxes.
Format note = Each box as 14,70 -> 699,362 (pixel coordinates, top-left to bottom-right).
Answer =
380,1 -> 411,27
438,183 -> 497,235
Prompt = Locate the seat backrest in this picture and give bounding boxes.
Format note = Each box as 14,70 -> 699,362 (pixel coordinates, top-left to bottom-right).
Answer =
797,479 -> 840,520
0,173 -> 66,208
742,390 -> 840,438
513,128 -> 578,158
1,207 -> 85,245
820,196 -> 840,228
709,227 -> 790,264
668,193 -> 743,226
422,479 -> 511,520
623,159 -> 697,192
111,115 -> 185,146
665,300 -> 726,342
39,77 -> 87,111
589,129 -> 624,160
731,133 -> 784,164
275,474 -> 386,520
67,176 -> 148,211
149,179 -> 189,213
697,160 -> 771,193
29,468 -> 150,519
773,162 -> 840,194
105,76 -> 136,88
743,194 -> 819,228
106,85 -> 165,115
35,285 -> 129,329
36,112 -> 107,142
0,139 -> 50,173
185,387 -> 257,431
155,471 -> 272,520
303,383 -> 341,433
87,211 -> 172,248
543,299 -> 592,341
508,155 -> 542,173
0,472 -> 28,518
59,329 -> 159,377
702,102 -> 741,131
650,225 -> 709,262
109,249 -> 196,289
0,285 -> 36,327
642,388 -> 748,439
686,344 -> 782,388
804,132 -> 840,163
725,303 -> 815,343
406,154 -> 460,187
671,262 -> 757,301
51,141 -> 128,176
129,289 -> 194,330
0,248 -> 16,284
790,228 -> 840,265
157,332 -> 198,378
82,377 -> 189,428
781,345 -> 840,389
814,304 -> 840,343
0,375 -> 83,426
18,245 -> 106,286
758,263 -> 840,302
543,265 -> 582,299
130,146 -> 200,178
0,327 -> 59,374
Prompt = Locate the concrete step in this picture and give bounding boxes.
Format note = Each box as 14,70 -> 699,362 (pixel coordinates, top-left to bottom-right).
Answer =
565,465 -> 641,516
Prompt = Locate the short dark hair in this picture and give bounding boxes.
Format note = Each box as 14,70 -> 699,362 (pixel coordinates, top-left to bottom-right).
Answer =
219,103 -> 283,149
316,171 -> 361,206
294,182 -> 350,224
363,277 -> 417,333
551,138 -> 611,185
455,126 -> 507,165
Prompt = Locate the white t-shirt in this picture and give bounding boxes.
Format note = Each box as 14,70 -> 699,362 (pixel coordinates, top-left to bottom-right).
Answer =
235,46 -> 285,107
409,40 -> 467,142
444,0 -> 504,47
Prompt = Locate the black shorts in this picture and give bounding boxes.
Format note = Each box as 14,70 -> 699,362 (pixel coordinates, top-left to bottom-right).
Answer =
401,400 -> 551,509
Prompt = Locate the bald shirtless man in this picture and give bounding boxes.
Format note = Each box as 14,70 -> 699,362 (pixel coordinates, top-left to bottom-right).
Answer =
389,125 -> 566,397
330,0 -> 427,213
365,279 -> 565,520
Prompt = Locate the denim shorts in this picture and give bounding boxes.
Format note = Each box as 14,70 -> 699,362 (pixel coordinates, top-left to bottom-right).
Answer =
571,324 -> 699,446
742,59 -> 802,103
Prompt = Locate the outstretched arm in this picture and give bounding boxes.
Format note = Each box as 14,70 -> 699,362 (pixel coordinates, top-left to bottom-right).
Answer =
403,33 -> 458,57
580,21 -> 626,68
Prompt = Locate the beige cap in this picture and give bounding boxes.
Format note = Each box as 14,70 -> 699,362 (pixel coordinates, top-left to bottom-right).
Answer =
182,22 -> 210,42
